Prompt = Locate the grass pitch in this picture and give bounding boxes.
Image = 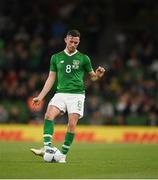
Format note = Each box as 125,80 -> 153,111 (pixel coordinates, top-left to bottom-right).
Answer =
0,141 -> 158,179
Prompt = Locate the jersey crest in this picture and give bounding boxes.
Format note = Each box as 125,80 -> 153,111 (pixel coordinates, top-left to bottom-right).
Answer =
72,60 -> 80,69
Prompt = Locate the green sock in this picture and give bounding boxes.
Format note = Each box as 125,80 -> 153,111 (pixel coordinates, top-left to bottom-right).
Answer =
43,119 -> 54,148
61,132 -> 75,155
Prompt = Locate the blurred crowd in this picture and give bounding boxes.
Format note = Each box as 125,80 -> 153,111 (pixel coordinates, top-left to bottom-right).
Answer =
0,0 -> 158,125
85,30 -> 158,126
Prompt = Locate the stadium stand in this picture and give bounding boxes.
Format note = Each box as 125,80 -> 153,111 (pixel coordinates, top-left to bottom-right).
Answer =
0,0 -> 158,125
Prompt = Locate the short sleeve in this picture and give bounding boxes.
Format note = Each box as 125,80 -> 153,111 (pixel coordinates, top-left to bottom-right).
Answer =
84,55 -> 93,73
50,55 -> 57,72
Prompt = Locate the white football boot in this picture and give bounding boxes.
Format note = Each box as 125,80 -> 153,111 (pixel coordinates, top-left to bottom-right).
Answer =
58,154 -> 66,163
30,147 -> 45,157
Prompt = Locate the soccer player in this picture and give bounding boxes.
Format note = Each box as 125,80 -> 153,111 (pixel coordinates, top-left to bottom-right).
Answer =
31,29 -> 105,163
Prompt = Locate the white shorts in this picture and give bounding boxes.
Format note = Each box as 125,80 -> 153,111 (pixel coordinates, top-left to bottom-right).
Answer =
48,93 -> 85,118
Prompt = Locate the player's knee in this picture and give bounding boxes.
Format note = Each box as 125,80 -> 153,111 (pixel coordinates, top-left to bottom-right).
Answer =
67,121 -> 76,132
44,113 -> 51,120
45,112 -> 54,120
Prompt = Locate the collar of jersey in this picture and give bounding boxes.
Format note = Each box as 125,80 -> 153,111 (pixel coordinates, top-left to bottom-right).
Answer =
64,49 -> 78,56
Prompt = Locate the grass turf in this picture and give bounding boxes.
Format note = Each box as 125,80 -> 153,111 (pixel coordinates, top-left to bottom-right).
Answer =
0,141 -> 158,179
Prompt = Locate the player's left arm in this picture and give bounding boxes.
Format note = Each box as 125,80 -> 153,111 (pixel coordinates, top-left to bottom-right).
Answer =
89,66 -> 105,81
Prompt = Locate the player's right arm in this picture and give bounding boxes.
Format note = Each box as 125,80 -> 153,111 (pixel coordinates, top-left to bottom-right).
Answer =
33,71 -> 56,105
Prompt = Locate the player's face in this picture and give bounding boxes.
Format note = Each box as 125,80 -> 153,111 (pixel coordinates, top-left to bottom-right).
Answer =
65,35 -> 80,53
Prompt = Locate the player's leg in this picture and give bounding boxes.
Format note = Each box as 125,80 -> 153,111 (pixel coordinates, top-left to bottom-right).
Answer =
43,105 -> 61,150
61,113 -> 79,154
31,105 -> 61,156
59,113 -> 79,162
31,93 -> 66,156
59,94 -> 85,162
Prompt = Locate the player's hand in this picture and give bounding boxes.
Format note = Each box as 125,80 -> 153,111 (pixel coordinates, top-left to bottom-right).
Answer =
96,66 -> 105,78
32,97 -> 42,105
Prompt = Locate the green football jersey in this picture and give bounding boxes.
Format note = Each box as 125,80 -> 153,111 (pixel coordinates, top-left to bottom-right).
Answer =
50,50 -> 93,94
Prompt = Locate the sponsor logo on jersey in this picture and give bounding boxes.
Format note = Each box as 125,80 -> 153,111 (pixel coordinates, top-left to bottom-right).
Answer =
60,60 -> 64,63
72,60 -> 80,69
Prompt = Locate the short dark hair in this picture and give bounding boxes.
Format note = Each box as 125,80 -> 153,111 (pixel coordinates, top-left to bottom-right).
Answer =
67,29 -> 81,38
